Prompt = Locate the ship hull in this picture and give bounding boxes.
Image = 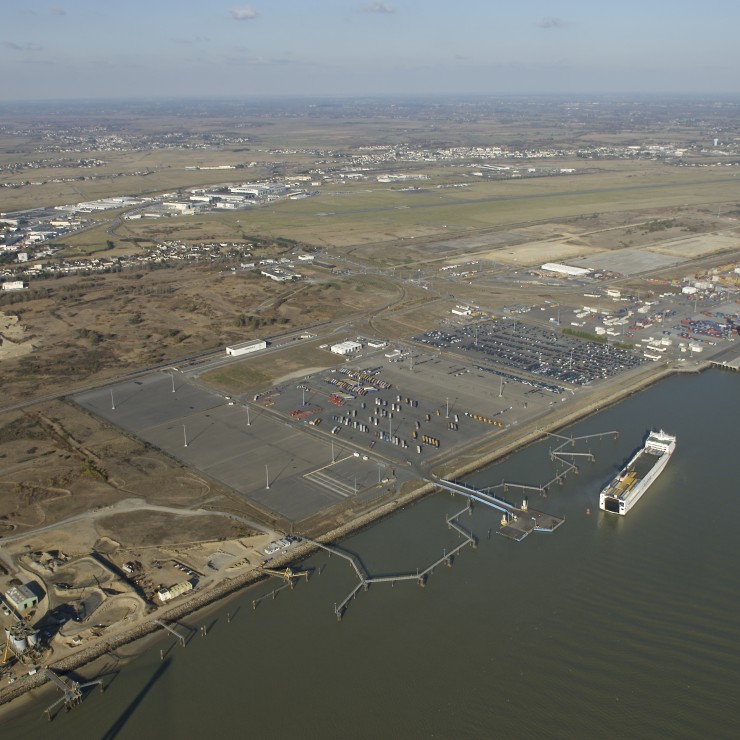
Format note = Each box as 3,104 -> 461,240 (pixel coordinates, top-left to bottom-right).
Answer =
599,431 -> 676,516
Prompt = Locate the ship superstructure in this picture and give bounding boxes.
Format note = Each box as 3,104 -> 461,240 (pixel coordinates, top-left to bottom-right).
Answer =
599,430 -> 676,515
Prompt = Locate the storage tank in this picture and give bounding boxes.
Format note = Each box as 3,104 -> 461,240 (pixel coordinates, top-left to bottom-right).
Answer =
8,631 -> 27,654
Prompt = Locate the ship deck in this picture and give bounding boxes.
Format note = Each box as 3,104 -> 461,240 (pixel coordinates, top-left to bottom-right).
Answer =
605,448 -> 663,500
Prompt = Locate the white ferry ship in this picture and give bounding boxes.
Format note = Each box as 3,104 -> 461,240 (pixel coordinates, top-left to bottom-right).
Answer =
599,430 -> 676,515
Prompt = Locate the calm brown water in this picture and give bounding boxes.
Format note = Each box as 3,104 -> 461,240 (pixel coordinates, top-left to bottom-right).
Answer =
4,370 -> 740,739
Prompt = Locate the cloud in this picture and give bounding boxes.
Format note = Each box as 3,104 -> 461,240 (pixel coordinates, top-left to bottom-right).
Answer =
361,2 -> 395,13
51,6 -> 66,15
537,16 -> 566,29
4,41 -> 44,51
230,6 -> 258,20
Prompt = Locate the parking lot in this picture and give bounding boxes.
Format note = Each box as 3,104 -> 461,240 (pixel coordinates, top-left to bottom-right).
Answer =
74,338 -> 570,524
415,320 -> 645,385
74,375 -> 390,524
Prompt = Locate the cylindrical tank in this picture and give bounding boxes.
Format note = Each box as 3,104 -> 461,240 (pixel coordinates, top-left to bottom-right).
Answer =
9,633 -> 27,654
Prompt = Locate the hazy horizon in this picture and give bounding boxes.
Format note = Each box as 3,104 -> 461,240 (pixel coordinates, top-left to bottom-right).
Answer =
3,1 -> 739,102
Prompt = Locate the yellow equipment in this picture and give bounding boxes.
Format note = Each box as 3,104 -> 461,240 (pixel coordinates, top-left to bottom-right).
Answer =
261,566 -> 309,583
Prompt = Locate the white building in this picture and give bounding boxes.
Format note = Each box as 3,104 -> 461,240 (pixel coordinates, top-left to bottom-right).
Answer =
330,341 -> 361,355
157,580 -> 193,603
226,339 -> 267,357
541,262 -> 591,277
2,280 -> 26,291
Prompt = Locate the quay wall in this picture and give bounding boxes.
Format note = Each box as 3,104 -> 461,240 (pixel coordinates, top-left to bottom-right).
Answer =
0,361 -> 707,710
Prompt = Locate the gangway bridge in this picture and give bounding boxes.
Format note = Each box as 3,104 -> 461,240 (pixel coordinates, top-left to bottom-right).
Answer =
430,479 -> 564,540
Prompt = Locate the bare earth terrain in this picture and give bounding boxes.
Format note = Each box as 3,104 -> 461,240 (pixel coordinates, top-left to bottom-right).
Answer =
1,97 -> 739,702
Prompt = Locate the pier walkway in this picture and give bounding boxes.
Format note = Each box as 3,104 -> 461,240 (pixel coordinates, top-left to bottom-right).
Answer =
428,429 -> 616,539
302,503 -> 477,620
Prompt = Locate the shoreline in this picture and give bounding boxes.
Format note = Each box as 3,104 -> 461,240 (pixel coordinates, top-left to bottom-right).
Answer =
0,360 -> 708,717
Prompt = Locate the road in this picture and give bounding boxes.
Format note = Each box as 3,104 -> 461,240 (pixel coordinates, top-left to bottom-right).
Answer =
0,497 -> 275,547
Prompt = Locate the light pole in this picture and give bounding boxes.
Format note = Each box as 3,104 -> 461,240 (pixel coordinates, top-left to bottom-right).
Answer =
183,425 -> 188,448
265,464 -> 270,490
110,389 -> 116,410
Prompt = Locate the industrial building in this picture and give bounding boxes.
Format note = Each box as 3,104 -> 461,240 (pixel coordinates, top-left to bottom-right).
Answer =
225,339 -> 267,357
157,580 -> 193,603
4,584 -> 38,612
330,341 -> 362,355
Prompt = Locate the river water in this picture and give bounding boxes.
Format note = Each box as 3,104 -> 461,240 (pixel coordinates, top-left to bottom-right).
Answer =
4,370 -> 740,739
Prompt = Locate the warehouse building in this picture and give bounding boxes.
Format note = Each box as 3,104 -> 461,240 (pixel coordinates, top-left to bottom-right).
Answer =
541,262 -> 591,277
330,341 -> 362,355
4,584 -> 38,612
225,339 -> 267,357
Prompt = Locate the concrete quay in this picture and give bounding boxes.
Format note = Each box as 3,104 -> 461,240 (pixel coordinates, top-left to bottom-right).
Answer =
0,360 -> 710,713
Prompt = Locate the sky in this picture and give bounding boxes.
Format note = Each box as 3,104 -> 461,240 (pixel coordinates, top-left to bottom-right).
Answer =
3,1 -> 740,101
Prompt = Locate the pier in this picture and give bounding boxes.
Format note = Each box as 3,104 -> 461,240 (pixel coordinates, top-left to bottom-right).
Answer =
432,479 -> 563,540
430,429 -> 616,539
154,619 -> 187,647
303,504 -> 477,620
43,668 -> 103,721
543,430 -> 619,490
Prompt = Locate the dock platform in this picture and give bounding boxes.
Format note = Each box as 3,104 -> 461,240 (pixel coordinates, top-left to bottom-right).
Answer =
499,508 -> 564,541
431,478 -> 564,540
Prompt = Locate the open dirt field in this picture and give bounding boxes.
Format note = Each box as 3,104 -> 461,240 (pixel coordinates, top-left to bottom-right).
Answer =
0,264 -> 402,403
0,400 -> 237,540
0,313 -> 34,361
479,238 -> 606,267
